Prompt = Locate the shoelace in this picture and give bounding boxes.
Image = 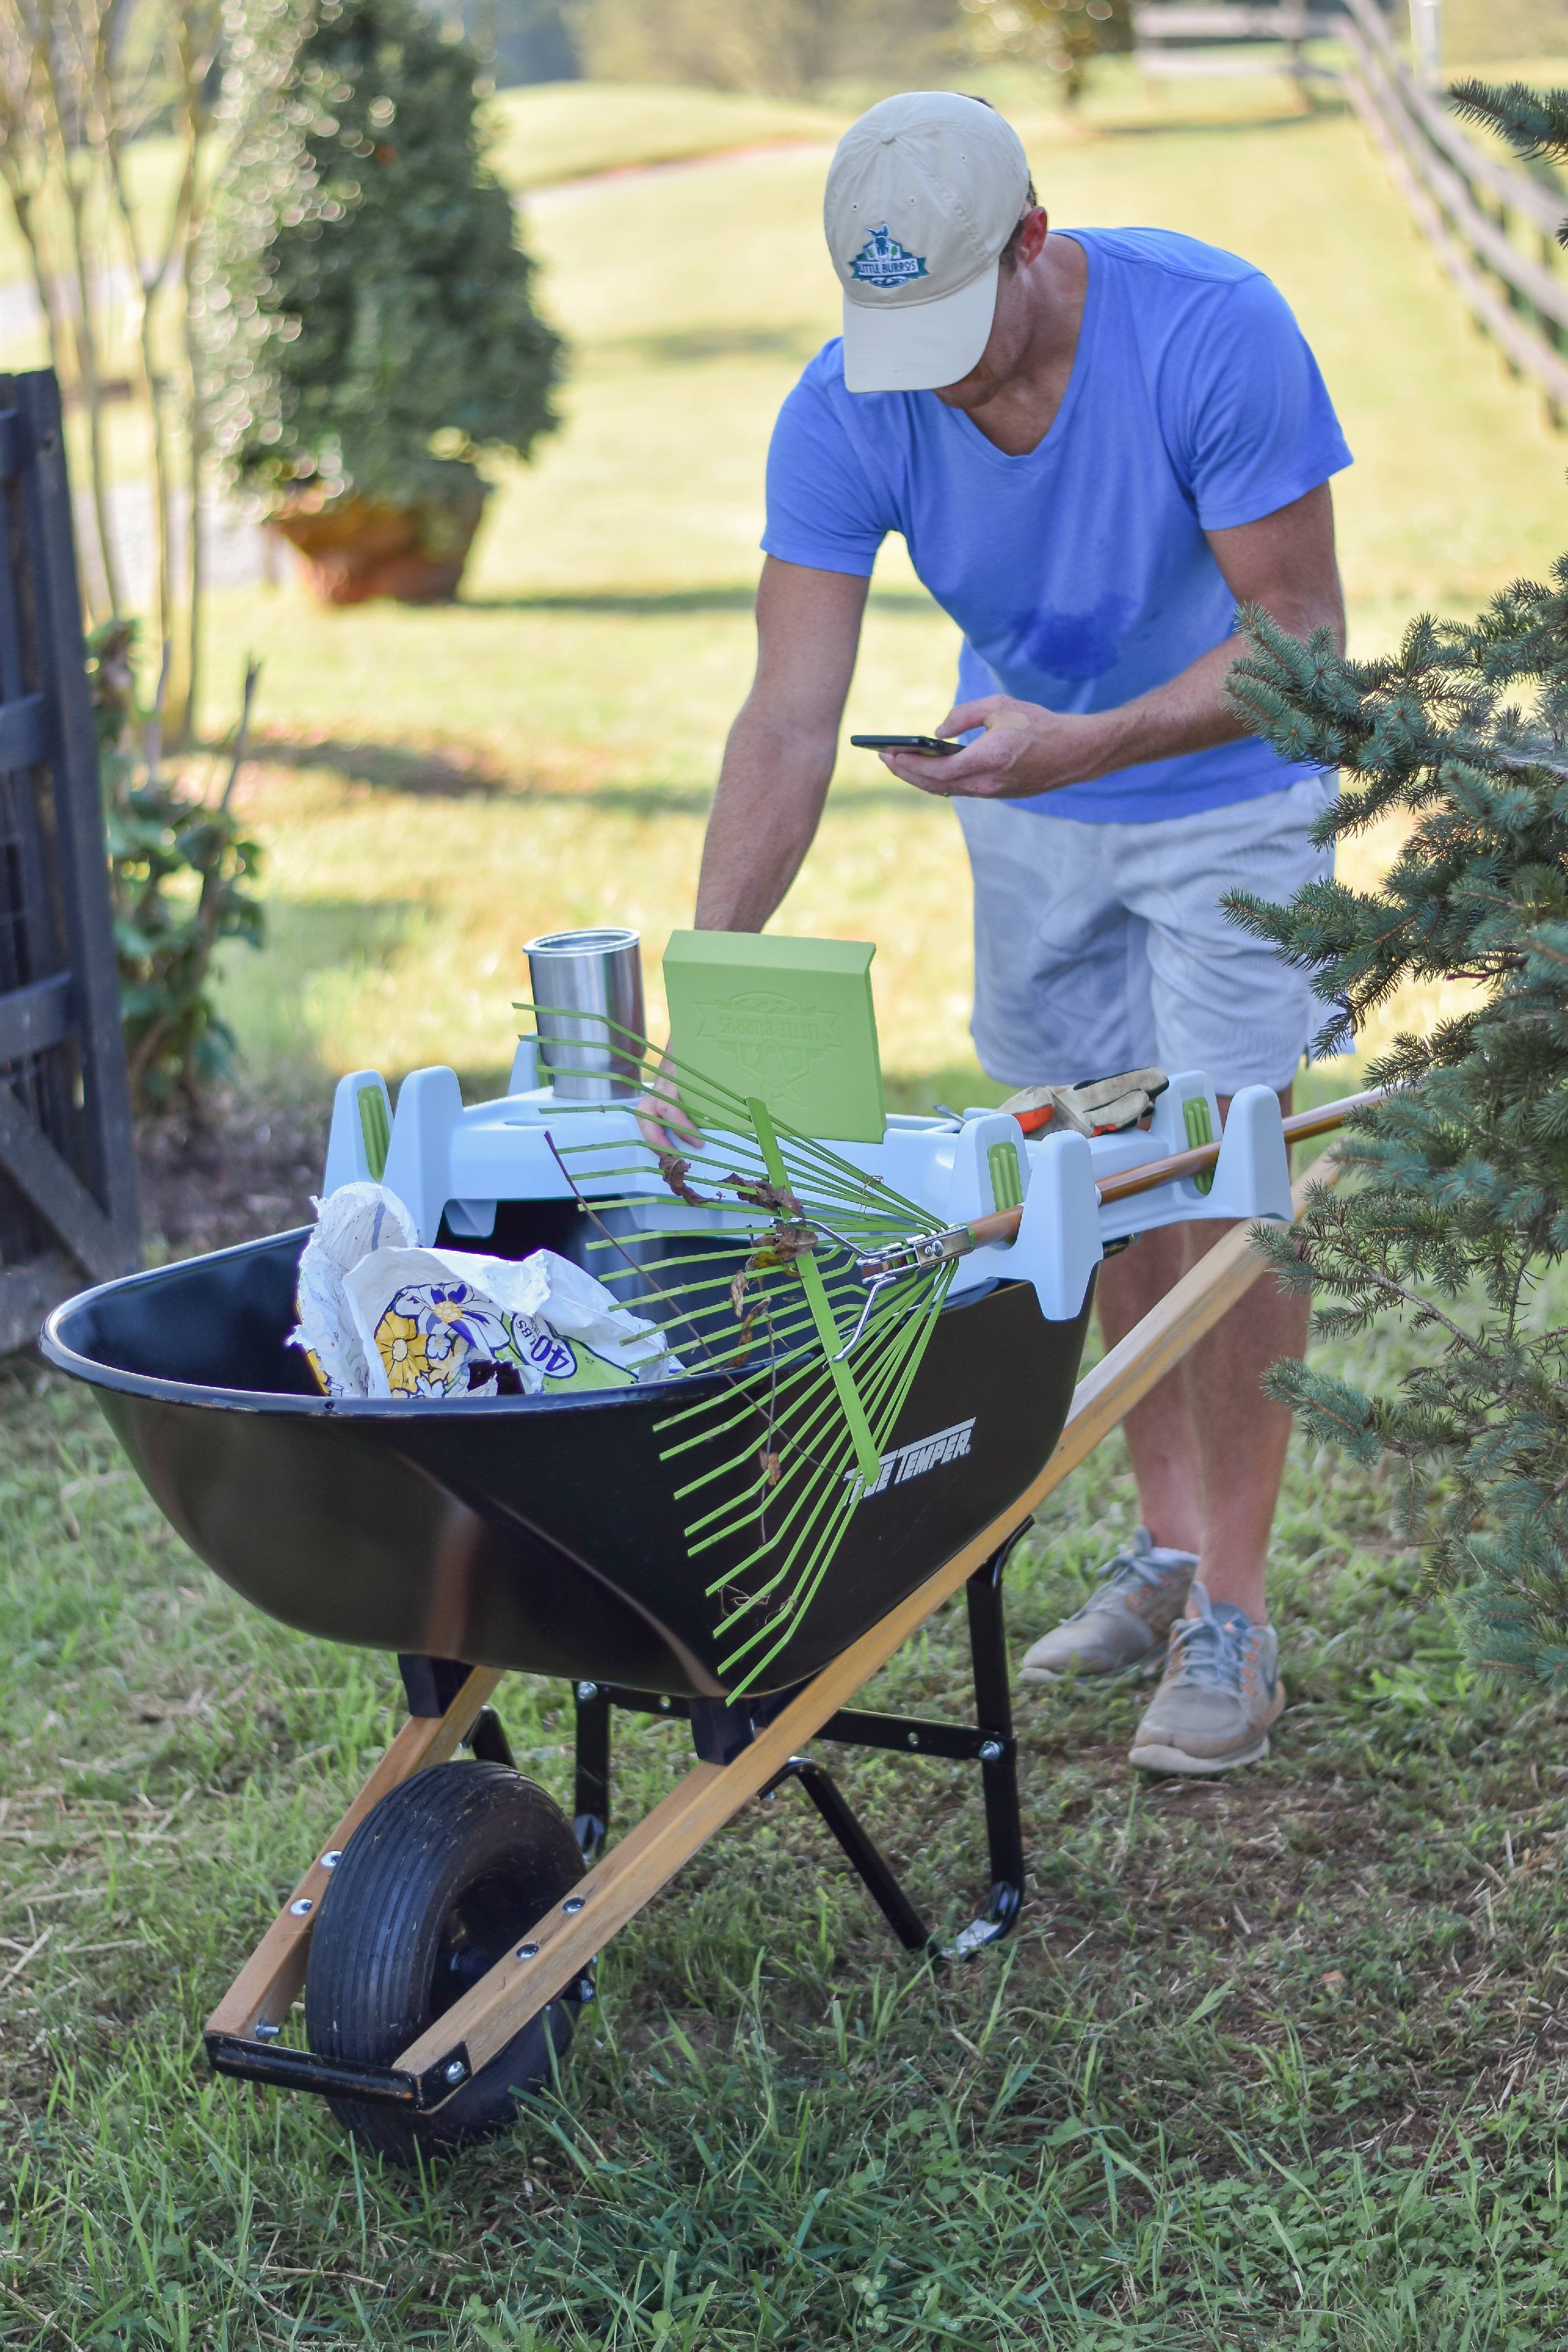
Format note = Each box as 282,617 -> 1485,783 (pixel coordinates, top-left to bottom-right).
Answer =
1097,1544 -> 1167,1589
1065,1542 -> 1171,1621
1165,1590 -> 1248,1691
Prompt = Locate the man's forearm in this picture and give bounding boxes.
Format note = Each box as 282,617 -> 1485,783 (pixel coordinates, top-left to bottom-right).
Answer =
886,483 -> 1347,804
694,705 -> 838,931
1086,584 -> 1345,779
914,634 -> 1283,803
1082,631 -> 1251,779
893,608 -> 1343,803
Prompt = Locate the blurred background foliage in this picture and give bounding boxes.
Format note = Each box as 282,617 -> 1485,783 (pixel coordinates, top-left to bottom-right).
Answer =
205,0 -> 563,523
961,0 -> 1133,109
562,0 -> 964,99
452,0 -> 1568,98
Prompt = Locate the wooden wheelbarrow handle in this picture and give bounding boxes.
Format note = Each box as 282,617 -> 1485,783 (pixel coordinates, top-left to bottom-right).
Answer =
964,1083 -> 1385,1249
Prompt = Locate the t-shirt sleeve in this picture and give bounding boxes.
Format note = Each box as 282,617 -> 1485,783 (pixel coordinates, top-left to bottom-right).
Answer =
760,357 -> 891,578
1167,271 -> 1352,533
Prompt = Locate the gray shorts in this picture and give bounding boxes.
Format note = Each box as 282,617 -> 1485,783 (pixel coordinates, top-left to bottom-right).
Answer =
955,773 -> 1336,1097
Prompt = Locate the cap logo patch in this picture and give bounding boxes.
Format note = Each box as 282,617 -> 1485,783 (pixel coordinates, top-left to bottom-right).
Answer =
848,223 -> 928,291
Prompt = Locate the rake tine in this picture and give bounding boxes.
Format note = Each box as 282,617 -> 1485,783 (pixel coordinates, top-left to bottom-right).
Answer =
693,1329 -> 915,1565
675,1366 -> 859,1518
678,1337 -> 883,1526
520,1005 -> 973,1691
705,1276 -> 953,1670
658,1266 -> 933,1473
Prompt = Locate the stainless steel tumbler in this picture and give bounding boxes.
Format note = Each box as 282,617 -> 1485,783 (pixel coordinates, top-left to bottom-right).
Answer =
524,927 -> 645,1100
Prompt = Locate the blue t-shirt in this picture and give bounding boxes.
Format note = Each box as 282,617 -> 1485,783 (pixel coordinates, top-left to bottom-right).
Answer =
762,226 -> 1352,822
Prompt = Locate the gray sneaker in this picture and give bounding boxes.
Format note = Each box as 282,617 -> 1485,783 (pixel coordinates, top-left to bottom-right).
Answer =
1128,1582 -> 1285,1775
1018,1527 -> 1198,1685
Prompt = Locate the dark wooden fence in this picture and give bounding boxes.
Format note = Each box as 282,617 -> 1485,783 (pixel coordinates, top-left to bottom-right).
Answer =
1133,2 -> 1340,85
1339,0 -> 1568,424
0,370 -> 137,1353
1134,0 -> 1568,426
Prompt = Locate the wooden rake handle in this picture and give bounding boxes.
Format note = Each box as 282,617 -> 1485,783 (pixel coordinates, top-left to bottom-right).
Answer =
963,1084 -> 1386,1251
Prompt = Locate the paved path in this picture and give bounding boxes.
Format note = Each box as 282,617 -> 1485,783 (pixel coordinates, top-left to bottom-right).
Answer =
0,265 -> 270,601
0,266 -> 139,344
3,139 -> 832,604
79,482 -> 273,607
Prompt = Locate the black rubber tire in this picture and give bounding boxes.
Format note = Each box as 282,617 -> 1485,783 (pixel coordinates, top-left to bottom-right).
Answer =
304,1760 -> 584,2165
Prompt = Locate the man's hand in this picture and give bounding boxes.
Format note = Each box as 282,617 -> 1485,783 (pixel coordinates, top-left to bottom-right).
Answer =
877,695 -> 1116,799
875,481 -> 1346,805
636,1052 -> 704,1165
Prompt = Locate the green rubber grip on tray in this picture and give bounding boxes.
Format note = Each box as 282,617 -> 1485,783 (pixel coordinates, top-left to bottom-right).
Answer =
356,1081 -> 391,1181
1182,1095 -> 1215,1195
987,1139 -> 1024,1212
748,1097 -> 882,1489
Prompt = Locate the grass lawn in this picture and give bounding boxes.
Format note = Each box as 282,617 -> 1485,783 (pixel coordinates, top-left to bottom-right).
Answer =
7,1298 -> 1568,2346
9,73 -> 1568,2351
482,82 -> 843,191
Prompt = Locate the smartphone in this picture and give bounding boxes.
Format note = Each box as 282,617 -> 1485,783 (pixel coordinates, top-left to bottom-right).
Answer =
849,733 -> 963,756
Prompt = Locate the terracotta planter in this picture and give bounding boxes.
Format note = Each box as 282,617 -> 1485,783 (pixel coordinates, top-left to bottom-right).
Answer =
269,483 -> 488,607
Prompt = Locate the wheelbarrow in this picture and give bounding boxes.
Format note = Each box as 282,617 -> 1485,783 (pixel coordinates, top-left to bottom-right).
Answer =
38,1112 -> 1335,2168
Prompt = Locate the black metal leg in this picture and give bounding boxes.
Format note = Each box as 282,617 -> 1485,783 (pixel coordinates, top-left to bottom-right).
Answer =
954,1530 -> 1030,1951
397,1653 -> 471,1719
397,1654 -> 514,1767
573,1680 -> 610,1863
574,1521 -> 1034,1962
764,1757 -> 938,1956
467,1707 -> 515,1769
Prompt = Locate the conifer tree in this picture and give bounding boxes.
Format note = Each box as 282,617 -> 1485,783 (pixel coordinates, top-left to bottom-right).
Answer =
1224,80 -> 1568,1690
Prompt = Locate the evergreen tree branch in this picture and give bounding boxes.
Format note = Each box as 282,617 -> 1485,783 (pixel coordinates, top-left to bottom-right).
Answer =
1219,206 -> 1568,1688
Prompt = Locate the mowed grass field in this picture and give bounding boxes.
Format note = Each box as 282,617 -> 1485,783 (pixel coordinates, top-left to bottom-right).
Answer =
9,75 -> 1568,2351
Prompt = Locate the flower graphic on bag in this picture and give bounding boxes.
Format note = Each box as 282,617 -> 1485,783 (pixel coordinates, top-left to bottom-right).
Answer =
374,1281 -> 516,1397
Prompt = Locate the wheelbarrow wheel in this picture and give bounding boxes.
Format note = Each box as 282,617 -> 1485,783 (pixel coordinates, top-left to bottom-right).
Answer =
304,1759 -> 585,2164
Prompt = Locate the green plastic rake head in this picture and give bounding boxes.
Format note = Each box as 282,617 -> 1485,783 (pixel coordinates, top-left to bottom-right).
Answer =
521,1006 -> 955,1694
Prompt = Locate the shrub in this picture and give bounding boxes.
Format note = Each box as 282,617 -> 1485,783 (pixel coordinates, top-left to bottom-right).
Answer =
202,0 -> 563,532
568,0 -> 960,97
960,0 -> 1133,107
91,622 -> 267,1113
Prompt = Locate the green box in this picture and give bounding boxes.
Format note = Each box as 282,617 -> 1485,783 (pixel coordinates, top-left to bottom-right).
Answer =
663,931 -> 885,1143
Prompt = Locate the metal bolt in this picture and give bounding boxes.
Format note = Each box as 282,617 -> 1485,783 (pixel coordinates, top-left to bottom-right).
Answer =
254,2022 -> 281,2040
906,1731 -> 920,1749
320,1850 -> 342,1870
444,2058 -> 467,2085
575,1681 -> 598,1702
562,1896 -> 585,1915
515,1942 -> 538,1961
978,1740 -> 1004,1763
289,1897 -> 314,1917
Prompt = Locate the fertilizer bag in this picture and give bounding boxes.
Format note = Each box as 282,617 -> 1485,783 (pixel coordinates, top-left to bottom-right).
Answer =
290,1183 -> 681,1400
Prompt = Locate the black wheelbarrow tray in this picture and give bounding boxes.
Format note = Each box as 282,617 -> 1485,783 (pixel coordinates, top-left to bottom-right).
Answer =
40,1177 -> 1311,2165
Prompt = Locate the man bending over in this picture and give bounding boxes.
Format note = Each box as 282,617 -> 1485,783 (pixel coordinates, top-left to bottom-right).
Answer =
691,91 -> 1350,1775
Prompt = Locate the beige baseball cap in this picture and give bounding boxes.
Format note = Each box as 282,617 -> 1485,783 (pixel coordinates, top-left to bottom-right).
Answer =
824,91 -> 1032,396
